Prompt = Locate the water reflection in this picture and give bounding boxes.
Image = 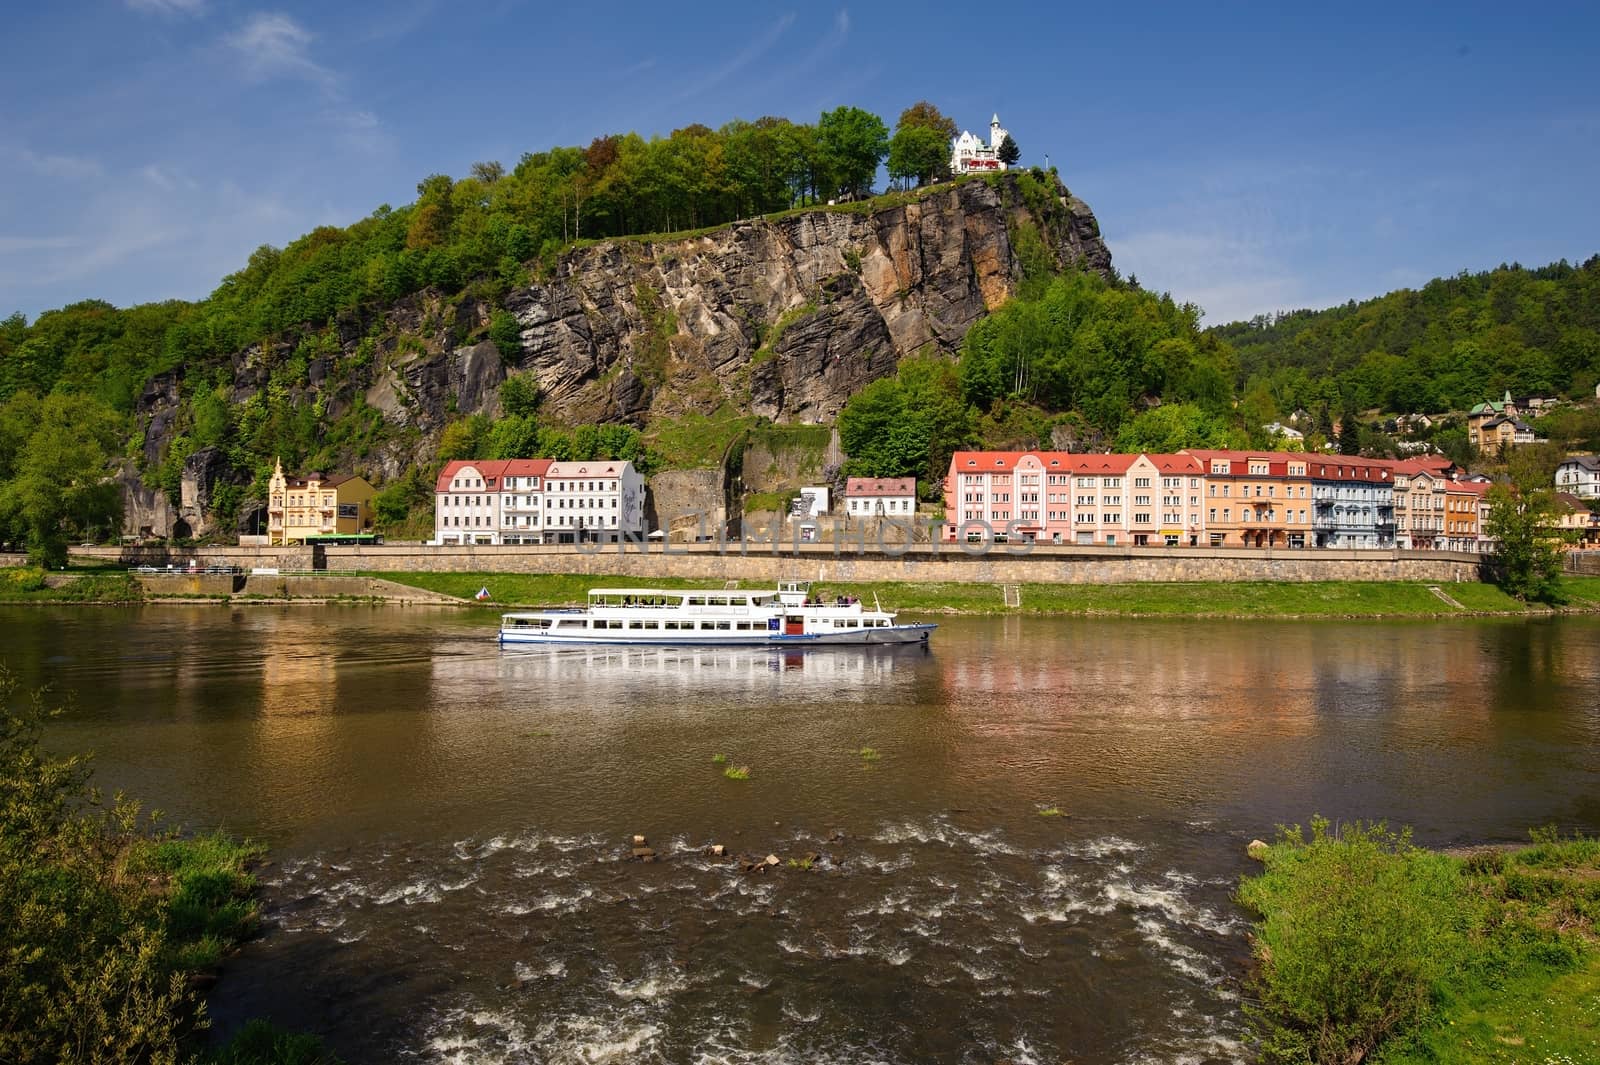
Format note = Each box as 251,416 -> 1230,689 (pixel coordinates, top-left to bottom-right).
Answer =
6,606 -> 1599,1064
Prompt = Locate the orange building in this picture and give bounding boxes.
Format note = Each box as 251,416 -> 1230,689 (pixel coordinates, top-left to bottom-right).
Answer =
1184,450 -> 1313,548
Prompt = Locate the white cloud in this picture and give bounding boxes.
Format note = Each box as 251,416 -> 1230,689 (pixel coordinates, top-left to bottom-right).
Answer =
18,149 -> 104,181
126,0 -> 208,14
0,235 -> 82,254
673,12 -> 796,101
835,9 -> 850,34
139,163 -> 200,192
224,12 -> 335,89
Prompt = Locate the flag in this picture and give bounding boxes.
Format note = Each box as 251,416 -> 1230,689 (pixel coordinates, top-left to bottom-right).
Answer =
475,586 -> 490,601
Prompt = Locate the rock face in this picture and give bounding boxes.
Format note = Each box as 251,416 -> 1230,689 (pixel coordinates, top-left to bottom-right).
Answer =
505,172 -> 1112,426
129,172 -> 1111,534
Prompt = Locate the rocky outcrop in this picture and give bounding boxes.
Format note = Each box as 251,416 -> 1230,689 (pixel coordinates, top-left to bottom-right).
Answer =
129,171 -> 1110,535
505,172 -> 1112,426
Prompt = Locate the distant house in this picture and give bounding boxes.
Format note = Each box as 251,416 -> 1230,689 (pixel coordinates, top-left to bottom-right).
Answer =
1263,422 -> 1304,441
1556,456 -> 1600,500
950,114 -> 1010,175
1477,414 -> 1537,452
1467,391 -> 1519,450
844,477 -> 917,518
266,459 -> 375,545
1553,492 -> 1600,547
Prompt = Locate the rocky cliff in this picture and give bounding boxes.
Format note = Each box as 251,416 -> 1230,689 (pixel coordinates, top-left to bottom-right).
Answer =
133,171 -> 1110,537
500,172 -> 1111,426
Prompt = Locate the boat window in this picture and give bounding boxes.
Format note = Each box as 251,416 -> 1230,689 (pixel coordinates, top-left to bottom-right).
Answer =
715,621 -> 731,630
643,620 -> 659,629
628,620 -> 646,629
688,596 -> 706,606
709,596 -> 727,607
699,621 -> 715,630
556,619 -> 583,630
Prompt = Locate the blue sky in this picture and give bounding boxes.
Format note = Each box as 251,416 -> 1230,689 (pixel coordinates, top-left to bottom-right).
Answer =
2,1 -> 1597,325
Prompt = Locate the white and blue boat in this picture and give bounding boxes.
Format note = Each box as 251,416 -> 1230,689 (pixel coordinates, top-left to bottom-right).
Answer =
498,580 -> 935,647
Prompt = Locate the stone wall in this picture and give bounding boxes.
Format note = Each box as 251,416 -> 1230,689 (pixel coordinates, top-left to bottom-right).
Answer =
322,542 -> 1490,585
71,545 -> 319,571
0,553 -> 29,568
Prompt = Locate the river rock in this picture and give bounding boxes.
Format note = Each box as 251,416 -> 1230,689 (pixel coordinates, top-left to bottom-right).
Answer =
1247,839 -> 1270,861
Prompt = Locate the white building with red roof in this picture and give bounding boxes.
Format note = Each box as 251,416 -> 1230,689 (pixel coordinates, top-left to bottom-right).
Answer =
434,459 -> 553,545
433,458 -> 644,544
843,477 -> 917,519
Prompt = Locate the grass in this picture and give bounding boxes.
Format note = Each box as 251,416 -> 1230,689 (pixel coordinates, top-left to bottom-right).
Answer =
1240,821 -> 1600,1065
358,572 -> 1600,619
642,407 -> 760,469
0,566 -> 144,603
125,831 -> 267,971
1037,806 -> 1065,818
711,753 -> 727,764
858,746 -> 881,762
722,765 -> 750,781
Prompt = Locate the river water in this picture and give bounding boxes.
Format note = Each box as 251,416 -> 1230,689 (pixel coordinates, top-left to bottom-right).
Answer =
6,605 -> 1600,1064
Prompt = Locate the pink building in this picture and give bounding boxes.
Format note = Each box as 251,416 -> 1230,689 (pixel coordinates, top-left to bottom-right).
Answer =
943,451 -> 1205,545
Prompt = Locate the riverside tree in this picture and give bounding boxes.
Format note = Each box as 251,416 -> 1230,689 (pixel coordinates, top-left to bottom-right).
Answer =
0,392 -> 123,566
1485,476 -> 1568,603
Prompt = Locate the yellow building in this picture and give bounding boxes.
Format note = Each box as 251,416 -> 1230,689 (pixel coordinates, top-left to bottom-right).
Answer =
266,459 -> 376,545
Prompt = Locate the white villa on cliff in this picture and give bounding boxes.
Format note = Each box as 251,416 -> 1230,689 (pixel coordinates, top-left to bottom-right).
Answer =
951,114 -> 1010,175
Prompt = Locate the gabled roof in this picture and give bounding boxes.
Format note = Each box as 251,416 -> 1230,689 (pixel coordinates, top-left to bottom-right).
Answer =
845,476 -> 916,497
435,458 -> 553,493
1558,455 -> 1600,473
546,460 -> 630,479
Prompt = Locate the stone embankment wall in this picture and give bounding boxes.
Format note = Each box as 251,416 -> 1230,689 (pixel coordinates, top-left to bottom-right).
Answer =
72,545 -> 320,570
0,553 -> 28,568
320,543 -> 1490,585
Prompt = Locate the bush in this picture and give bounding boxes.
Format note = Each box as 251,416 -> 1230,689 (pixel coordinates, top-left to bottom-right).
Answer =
1237,817 -> 1471,1065
0,668 -> 267,1063
206,1020 -> 343,1065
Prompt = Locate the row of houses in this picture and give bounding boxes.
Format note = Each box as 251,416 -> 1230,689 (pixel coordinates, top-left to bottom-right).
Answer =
941,450 -> 1500,551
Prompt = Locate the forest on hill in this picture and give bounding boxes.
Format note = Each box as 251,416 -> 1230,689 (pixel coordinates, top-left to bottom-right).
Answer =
1212,257 -> 1600,418
2,83 -> 1599,557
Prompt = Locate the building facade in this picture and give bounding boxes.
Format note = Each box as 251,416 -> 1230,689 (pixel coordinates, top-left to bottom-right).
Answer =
542,460 -> 646,543
1556,456 -> 1600,499
266,459 -> 375,545
950,114 -> 1010,175
433,458 -> 643,545
1308,457 -> 1395,548
1185,450 -> 1312,548
843,477 -> 917,518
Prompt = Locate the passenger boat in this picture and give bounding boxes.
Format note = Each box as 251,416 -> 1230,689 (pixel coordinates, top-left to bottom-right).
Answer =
498,580 -> 935,646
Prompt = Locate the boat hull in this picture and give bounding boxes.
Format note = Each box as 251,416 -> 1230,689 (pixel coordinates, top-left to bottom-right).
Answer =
497,623 -> 936,647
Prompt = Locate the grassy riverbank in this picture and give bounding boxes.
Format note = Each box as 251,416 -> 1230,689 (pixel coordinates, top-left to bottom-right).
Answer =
367,570 -> 1600,618
0,565 -> 143,603
1240,820 -> 1600,1064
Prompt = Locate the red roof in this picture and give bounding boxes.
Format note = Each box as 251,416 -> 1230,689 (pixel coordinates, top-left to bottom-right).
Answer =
845,476 -> 916,497
435,458 -> 552,494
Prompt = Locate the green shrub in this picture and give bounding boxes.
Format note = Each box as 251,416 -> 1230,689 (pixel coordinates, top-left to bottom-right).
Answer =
1237,817 -> 1471,1065
207,1019 -> 343,1065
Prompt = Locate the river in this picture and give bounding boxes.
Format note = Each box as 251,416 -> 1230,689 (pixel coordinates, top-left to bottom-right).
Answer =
6,605 -> 1600,1064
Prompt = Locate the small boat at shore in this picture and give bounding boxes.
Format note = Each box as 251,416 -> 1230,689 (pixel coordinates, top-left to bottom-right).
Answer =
498,580 -> 935,647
